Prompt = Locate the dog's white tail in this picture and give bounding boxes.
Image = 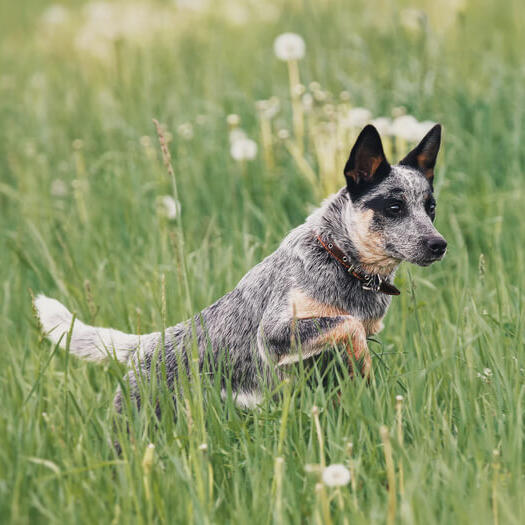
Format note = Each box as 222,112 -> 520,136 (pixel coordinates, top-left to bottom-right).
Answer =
34,294 -> 140,363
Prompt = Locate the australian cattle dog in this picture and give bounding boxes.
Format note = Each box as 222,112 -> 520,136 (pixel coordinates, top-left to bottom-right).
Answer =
35,124 -> 447,412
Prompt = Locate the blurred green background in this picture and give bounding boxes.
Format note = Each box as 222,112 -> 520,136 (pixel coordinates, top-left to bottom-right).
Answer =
1,1 -> 524,523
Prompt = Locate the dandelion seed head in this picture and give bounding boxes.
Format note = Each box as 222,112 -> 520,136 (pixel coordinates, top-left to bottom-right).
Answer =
273,32 -> 306,61
302,93 -> 314,111
340,90 -> 351,102
371,117 -> 393,136
344,107 -> 372,129
72,139 -> 84,150
140,136 -> 152,147
304,463 -> 321,473
322,464 -> 351,487
41,5 -> 69,26
400,8 -> 427,32
51,179 -> 68,198
199,443 -> 208,452
226,114 -> 240,127
292,83 -> 305,97
391,106 -> 407,118
177,123 -> 194,140
157,195 -> 180,220
391,115 -> 421,142
313,90 -> 328,102
230,137 -> 257,161
277,129 -> 290,140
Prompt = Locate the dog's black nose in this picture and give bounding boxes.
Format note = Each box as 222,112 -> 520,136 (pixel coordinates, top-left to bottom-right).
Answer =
426,237 -> 447,256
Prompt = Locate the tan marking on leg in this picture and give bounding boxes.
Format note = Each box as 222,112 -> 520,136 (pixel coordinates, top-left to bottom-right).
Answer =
314,317 -> 371,377
289,289 -> 348,320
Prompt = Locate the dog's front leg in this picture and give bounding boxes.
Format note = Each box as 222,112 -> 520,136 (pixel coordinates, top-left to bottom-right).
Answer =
259,315 -> 370,376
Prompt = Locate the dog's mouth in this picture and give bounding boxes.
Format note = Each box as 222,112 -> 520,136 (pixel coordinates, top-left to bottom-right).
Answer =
417,251 -> 447,266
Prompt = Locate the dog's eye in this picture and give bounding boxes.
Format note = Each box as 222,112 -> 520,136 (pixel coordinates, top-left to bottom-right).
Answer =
426,200 -> 436,216
385,201 -> 404,217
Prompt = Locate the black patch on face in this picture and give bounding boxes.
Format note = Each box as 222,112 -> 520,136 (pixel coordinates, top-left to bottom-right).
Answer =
346,162 -> 391,201
425,194 -> 436,221
363,189 -> 408,220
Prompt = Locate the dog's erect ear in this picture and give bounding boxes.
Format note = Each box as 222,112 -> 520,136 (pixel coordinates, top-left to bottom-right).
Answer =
344,125 -> 390,199
400,124 -> 441,184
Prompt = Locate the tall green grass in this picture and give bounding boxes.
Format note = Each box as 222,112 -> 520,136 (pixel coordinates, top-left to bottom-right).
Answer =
1,0 -> 524,523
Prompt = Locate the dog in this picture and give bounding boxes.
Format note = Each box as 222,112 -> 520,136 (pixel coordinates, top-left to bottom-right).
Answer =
35,124 -> 447,413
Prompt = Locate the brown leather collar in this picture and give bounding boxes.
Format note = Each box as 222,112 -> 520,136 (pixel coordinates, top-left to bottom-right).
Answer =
316,234 -> 400,296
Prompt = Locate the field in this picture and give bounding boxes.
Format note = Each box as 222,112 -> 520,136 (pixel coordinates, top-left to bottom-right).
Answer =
1,0 -> 524,523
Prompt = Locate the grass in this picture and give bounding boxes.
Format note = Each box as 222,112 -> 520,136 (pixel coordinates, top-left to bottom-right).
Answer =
1,0 -> 524,523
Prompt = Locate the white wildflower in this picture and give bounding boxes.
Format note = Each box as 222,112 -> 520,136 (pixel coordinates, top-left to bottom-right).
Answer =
304,464 -> 321,473
198,443 -> 208,452
226,114 -> 241,127
371,117 -> 393,136
302,93 -> 314,111
322,464 -> 351,487
340,90 -> 351,102
277,129 -> 290,140
230,137 -> 257,161
175,0 -> 210,11
418,120 -> 437,136
157,195 -> 180,220
51,179 -> 68,197
477,368 -> 493,384
344,107 -> 372,128
256,97 -> 280,120
41,5 -> 69,27
292,83 -> 305,97
391,115 -> 421,142
177,122 -> 194,140
400,8 -> 427,32
273,33 -> 305,61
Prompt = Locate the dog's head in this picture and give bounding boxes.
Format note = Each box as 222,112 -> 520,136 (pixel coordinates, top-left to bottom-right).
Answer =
343,124 -> 446,269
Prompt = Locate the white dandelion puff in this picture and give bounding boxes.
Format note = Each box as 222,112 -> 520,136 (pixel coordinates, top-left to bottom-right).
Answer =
177,123 -> 194,140
400,8 -> 427,32
277,129 -> 290,140
51,179 -> 68,197
230,137 -> 258,161
344,107 -> 372,128
302,93 -> 314,111
418,120 -> 438,136
226,114 -> 241,127
157,195 -> 180,220
371,117 -> 393,136
391,115 -> 421,142
322,464 -> 351,487
273,33 -> 306,61
41,5 -> 69,27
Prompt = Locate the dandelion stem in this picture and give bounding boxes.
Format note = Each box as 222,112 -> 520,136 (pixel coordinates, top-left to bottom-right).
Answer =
273,456 -> 285,523
380,425 -> 397,525
259,116 -> 274,169
347,441 -> 358,510
396,395 -> 405,498
311,406 -> 325,468
287,59 -> 304,153
492,450 -> 499,525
